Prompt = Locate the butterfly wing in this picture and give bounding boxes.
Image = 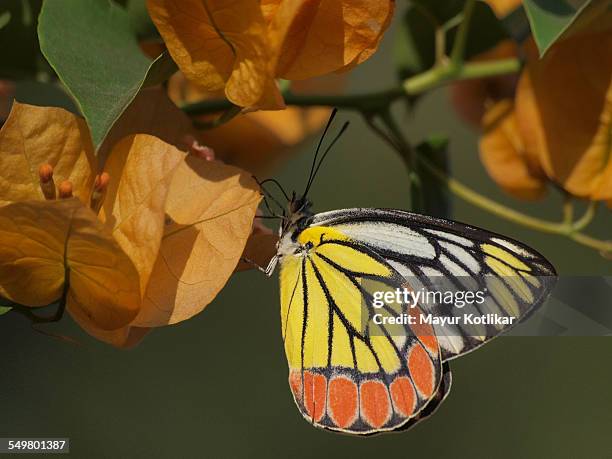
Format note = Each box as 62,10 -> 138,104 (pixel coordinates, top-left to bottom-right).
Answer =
279,226 -> 446,434
310,208 -> 557,360
391,362 -> 452,434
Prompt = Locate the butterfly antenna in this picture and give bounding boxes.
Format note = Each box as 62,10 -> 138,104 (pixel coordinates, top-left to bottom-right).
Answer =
303,121 -> 350,198
255,176 -> 286,217
258,178 -> 290,202
303,108 -> 338,197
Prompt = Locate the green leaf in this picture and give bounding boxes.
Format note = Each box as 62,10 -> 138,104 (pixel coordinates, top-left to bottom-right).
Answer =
38,0 -> 177,149
522,0 -> 612,55
0,296 -> 16,315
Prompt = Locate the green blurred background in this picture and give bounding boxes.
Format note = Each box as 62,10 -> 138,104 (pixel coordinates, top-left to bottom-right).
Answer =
1,6 -> 612,459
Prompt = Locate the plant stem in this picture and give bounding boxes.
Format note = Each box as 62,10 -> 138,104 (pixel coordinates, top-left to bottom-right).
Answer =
403,59 -> 520,94
180,58 -> 520,117
176,0 -> 609,257
193,104 -> 241,129
417,155 -> 612,254
435,26 -> 447,65
450,0 -> 476,67
369,111 -> 608,251
572,201 -> 597,231
418,156 -> 564,233
571,232 -> 612,256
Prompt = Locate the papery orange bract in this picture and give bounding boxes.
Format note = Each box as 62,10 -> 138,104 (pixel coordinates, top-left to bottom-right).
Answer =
0,102 -> 96,206
0,80 -> 15,121
148,0 -> 393,109
69,305 -> 151,348
203,107 -> 331,174
137,156 -> 260,326
479,99 -> 547,200
268,0 -> 394,79
0,199 -> 141,330
260,0 -> 281,22
450,40 -> 519,127
99,134 -> 185,296
147,0 -> 283,109
485,0 -> 521,17
98,87 -> 197,164
450,0 -> 521,126
515,31 -> 612,203
168,72 -> 336,174
479,32 -> 612,207
0,99 -> 261,345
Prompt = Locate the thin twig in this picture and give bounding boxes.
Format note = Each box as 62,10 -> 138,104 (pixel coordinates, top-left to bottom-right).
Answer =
450,0 -> 476,68
416,155 -> 612,253
193,104 -> 241,129
180,59 -> 520,117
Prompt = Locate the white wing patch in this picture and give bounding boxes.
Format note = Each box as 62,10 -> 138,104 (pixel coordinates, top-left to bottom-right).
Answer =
439,254 -> 468,277
436,334 -> 466,356
424,229 -> 474,247
439,241 -> 481,274
439,254 -> 479,291
420,266 -> 443,278
334,222 -> 436,259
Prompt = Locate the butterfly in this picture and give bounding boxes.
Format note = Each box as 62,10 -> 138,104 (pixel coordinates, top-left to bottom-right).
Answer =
254,110 -> 557,435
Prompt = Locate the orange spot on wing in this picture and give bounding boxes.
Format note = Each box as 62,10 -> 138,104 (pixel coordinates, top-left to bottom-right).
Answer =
289,370 -> 302,400
409,308 -> 438,354
408,345 -> 436,398
390,376 -> 417,417
303,371 -> 326,422
417,334 -> 438,354
328,377 -> 358,429
360,380 -> 391,429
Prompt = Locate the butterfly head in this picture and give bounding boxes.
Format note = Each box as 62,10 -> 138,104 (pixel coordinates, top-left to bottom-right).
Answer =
281,191 -> 313,240
279,110 -> 348,232
259,109 -> 348,275
288,191 -> 312,217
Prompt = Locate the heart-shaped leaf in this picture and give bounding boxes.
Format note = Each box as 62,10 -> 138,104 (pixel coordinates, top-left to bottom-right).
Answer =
522,0 -> 612,55
38,0 -> 177,149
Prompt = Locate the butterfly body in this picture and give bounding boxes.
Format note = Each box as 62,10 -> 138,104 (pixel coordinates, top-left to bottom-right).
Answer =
268,194 -> 556,435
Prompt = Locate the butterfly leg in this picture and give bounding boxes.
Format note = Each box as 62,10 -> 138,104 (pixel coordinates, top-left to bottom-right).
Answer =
240,257 -> 269,274
265,255 -> 279,276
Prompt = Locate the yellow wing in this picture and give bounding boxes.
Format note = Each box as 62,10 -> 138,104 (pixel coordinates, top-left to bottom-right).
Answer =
279,226 -> 447,435
309,208 -> 557,359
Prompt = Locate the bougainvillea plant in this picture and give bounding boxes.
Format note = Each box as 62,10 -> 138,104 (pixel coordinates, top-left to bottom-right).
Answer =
0,0 -> 609,345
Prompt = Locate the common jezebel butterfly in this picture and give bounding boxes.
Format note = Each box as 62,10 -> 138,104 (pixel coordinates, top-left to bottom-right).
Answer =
255,110 -> 556,435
